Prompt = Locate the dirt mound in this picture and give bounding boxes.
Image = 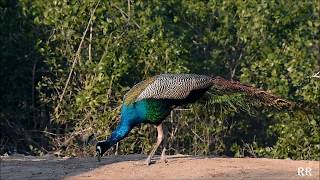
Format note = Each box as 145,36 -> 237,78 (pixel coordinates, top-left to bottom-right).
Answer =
1,154 -> 319,179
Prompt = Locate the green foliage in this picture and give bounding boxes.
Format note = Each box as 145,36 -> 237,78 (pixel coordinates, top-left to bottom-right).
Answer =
0,0 -> 50,154
1,0 -> 319,160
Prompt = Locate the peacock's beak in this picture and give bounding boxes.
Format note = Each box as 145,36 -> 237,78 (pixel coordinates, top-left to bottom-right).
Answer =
96,146 -> 101,162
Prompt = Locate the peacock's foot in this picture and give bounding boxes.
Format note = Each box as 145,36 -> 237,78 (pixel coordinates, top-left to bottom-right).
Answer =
160,148 -> 168,163
160,156 -> 168,164
144,157 -> 152,165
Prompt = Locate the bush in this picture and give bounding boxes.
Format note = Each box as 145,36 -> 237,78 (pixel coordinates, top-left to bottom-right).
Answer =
1,0 -> 319,160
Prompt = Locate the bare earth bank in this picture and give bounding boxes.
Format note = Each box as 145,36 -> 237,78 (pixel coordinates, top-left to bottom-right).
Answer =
1,154 -> 319,180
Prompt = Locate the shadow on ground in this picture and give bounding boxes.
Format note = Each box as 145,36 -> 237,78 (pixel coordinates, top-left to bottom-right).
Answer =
1,154 -> 146,180
1,154 -> 319,180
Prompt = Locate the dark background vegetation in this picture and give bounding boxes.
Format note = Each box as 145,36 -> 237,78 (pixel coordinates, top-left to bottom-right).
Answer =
0,0 -> 319,160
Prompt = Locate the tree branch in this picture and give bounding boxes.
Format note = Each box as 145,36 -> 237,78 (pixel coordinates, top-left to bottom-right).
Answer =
311,71 -> 320,79
55,0 -> 101,117
110,2 -> 141,29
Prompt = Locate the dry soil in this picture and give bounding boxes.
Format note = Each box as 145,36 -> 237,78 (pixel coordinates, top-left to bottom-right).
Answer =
1,154 -> 319,180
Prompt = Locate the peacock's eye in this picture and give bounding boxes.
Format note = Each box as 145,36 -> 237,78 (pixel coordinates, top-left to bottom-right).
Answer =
96,146 -> 101,153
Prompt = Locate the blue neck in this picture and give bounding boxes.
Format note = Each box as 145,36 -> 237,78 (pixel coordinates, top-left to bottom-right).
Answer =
106,101 -> 147,146
107,120 -> 132,146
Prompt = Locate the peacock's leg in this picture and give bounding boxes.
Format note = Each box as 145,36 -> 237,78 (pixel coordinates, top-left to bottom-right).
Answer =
160,124 -> 168,163
160,147 -> 167,163
145,123 -> 164,165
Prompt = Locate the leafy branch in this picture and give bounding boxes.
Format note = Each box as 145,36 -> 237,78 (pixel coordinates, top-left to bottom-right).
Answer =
55,0 -> 101,117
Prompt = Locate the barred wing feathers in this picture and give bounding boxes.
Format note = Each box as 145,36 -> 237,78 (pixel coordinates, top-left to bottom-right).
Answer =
124,74 -> 213,105
124,76 -> 157,105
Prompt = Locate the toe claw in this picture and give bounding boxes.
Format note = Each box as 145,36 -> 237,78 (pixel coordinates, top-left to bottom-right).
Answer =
160,156 -> 168,163
161,158 -> 168,163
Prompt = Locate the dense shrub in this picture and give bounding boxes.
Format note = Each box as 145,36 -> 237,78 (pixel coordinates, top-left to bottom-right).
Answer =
1,0 -> 319,160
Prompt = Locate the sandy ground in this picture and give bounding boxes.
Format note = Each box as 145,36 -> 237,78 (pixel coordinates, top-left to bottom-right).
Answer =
1,154 -> 319,180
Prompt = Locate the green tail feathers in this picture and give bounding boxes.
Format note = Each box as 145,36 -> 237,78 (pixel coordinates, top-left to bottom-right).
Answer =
210,77 -> 294,110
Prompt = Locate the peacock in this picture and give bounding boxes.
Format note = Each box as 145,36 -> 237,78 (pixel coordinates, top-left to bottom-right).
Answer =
96,74 -> 293,165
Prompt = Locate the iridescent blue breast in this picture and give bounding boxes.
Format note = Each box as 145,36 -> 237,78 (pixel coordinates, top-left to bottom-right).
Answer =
121,99 -> 172,125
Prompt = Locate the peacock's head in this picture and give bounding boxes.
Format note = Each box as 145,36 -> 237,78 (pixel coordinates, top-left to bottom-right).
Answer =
96,140 -> 111,162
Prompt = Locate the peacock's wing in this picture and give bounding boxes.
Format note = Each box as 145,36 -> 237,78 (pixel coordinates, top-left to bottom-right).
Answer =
124,74 -> 294,110
124,74 -> 213,105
